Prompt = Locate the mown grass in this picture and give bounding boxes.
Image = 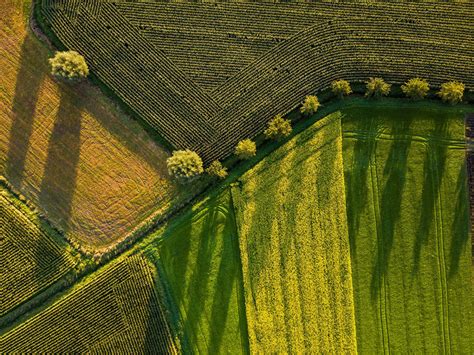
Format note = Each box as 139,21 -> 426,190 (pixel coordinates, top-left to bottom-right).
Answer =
0,182 -> 75,317
0,254 -> 177,353
152,189 -> 249,354
342,104 -> 474,353
232,113 -> 357,353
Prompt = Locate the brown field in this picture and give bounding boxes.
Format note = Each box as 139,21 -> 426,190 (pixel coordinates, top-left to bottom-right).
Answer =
0,1 -> 180,251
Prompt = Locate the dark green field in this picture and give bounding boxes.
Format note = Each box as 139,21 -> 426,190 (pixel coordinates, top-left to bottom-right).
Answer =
342,103 -> 473,353
152,191 -> 248,354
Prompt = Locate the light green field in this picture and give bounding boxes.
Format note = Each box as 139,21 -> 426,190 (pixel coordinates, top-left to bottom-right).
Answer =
342,104 -> 474,353
0,255 -> 177,353
0,182 -> 75,317
156,190 -> 249,354
232,113 -> 357,353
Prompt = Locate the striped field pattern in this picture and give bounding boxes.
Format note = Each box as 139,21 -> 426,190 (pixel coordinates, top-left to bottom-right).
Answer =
0,183 -> 75,317
232,113 -> 357,353
342,104 -> 474,353
38,0 -> 473,163
0,255 -> 177,354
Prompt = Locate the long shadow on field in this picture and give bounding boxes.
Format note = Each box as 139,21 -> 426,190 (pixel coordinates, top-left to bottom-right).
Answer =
207,201 -> 242,353
412,120 -> 449,274
235,120 -> 343,351
371,118 -> 413,300
345,114 -> 378,257
5,32 -> 46,185
77,84 -> 171,176
233,147 -> 292,349
448,163 -> 470,278
38,89 -> 82,234
180,201 -> 219,350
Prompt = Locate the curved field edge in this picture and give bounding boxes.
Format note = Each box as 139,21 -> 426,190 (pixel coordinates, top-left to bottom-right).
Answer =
0,178 -> 77,318
37,0 -> 473,163
144,189 -> 249,354
342,105 -> 474,353
0,254 -> 178,353
232,113 -> 358,353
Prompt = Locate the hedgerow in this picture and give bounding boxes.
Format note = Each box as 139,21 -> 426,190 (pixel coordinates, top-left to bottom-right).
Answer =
300,96 -> 321,116
264,115 -> 292,140
437,81 -> 465,104
365,78 -> 391,98
331,80 -> 352,98
235,139 -> 256,160
206,160 -> 228,179
401,78 -> 430,100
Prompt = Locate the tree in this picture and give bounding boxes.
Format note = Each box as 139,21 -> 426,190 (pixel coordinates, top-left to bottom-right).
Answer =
365,77 -> 391,98
300,95 -> 320,116
331,79 -> 352,98
401,78 -> 430,100
437,81 -> 465,104
264,115 -> 292,140
235,139 -> 256,160
206,160 -> 228,179
166,150 -> 203,183
49,51 -> 89,81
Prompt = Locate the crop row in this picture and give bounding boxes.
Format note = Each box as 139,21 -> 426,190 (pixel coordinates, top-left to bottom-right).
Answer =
0,190 -> 75,317
0,255 -> 177,354
42,0 -> 220,152
202,14 -> 473,161
40,0 -> 473,163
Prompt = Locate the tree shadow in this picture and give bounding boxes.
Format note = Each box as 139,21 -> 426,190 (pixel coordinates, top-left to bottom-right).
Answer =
206,202 -> 241,353
412,120 -> 449,274
345,114 -> 379,257
371,118 -> 413,300
180,202 -> 217,349
5,32 -> 46,185
233,118 -> 343,351
38,89 -> 82,232
448,163 -> 470,278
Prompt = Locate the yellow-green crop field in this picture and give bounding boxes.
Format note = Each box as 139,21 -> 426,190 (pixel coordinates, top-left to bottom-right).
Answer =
0,255 -> 177,353
232,113 -> 358,353
0,181 -> 75,317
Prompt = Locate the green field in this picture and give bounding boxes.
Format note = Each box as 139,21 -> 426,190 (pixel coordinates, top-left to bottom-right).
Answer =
0,181 -> 75,317
0,255 -> 177,353
0,0 -> 472,351
154,190 -> 248,354
342,104 -> 474,353
232,113 -> 357,353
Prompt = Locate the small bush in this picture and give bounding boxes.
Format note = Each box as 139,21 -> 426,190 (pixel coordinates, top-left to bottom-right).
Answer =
235,139 -> 256,160
300,95 -> 321,115
206,160 -> 228,179
401,78 -> 430,100
166,150 -> 203,183
331,80 -> 352,98
49,51 -> 89,81
264,114 -> 292,140
365,77 -> 391,98
437,81 -> 465,104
